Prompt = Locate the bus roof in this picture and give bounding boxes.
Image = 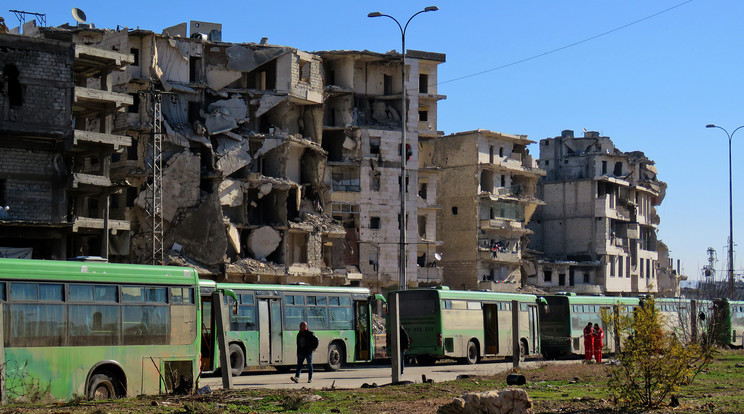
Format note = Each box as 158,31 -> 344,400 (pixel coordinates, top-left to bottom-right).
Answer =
0,258 -> 198,285
200,280 -> 371,295
394,288 -> 537,302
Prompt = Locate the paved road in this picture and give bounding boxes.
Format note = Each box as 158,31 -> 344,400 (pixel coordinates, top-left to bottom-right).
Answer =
200,358 -> 572,390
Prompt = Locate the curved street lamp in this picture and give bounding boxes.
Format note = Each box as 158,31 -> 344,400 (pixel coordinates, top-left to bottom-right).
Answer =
368,6 -> 438,292
706,123 -> 744,296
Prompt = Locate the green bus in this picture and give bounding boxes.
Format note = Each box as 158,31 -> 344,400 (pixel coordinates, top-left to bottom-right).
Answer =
0,258 -> 200,401
538,294 -> 639,358
199,281 -> 374,376
391,287 -> 540,365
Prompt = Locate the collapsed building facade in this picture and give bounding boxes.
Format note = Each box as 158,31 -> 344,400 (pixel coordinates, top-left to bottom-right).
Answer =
527,129 -> 676,295
319,50 -> 446,290
6,19 -> 449,288
10,21 -> 349,283
433,130 -> 545,291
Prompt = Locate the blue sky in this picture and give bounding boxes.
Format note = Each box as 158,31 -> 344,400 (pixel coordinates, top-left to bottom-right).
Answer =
11,0 -> 744,281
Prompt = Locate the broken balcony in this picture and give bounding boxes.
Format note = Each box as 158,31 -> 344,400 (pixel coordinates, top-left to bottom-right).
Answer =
72,129 -> 132,150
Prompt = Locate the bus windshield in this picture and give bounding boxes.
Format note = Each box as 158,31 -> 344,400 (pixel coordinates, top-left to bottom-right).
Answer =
399,291 -> 438,317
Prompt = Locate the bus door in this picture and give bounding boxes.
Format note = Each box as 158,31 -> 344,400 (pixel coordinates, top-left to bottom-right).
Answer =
200,294 -> 216,371
354,300 -> 371,361
258,298 -> 284,365
483,304 -> 499,354
528,304 -> 539,355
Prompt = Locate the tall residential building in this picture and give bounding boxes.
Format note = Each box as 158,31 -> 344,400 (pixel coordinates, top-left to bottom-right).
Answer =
528,129 -> 668,295
319,50 -> 446,290
434,130 -> 545,291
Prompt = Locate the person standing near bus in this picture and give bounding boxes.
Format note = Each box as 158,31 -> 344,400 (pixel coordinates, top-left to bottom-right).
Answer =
400,325 -> 410,375
593,323 -> 604,363
291,321 -> 319,383
583,322 -> 594,362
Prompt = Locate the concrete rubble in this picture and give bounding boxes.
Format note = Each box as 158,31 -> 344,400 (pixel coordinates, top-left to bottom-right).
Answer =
437,389 -> 534,414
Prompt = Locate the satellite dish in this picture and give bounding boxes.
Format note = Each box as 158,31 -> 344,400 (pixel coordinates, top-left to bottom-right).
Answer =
434,253 -> 442,261
72,8 -> 87,24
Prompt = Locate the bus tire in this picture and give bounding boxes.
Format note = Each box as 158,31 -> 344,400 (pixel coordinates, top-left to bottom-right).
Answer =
465,340 -> 479,365
326,342 -> 344,371
229,343 -> 245,377
88,372 -> 120,400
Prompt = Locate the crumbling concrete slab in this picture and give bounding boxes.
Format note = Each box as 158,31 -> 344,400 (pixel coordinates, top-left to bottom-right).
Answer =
205,96 -> 248,135
254,94 -> 287,118
153,38 -> 189,91
225,45 -> 287,72
135,150 -> 200,222
219,179 -> 244,207
163,119 -> 190,147
226,220 -> 241,254
170,193 -> 227,266
206,66 -> 242,91
216,139 -> 252,176
247,226 -> 282,260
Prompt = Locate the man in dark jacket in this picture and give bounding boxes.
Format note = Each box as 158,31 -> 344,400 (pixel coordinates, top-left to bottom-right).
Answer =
291,321 -> 319,383
400,325 -> 410,374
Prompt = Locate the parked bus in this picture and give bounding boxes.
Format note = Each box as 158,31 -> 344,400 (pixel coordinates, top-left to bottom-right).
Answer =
390,287 -> 540,365
538,293 -> 639,358
711,298 -> 744,347
0,258 -> 200,401
199,281 -> 374,376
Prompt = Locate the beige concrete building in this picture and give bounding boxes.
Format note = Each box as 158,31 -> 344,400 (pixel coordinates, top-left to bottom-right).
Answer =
528,129 -> 669,295
434,130 -> 545,291
319,50 -> 446,290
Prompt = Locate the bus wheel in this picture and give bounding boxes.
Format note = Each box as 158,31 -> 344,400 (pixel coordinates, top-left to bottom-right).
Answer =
326,343 -> 344,371
229,344 -> 245,377
465,341 -> 479,365
88,372 -> 118,400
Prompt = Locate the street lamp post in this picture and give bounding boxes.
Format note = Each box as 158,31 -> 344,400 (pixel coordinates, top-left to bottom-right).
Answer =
706,124 -> 744,297
368,7 -> 438,383
368,6 -> 438,292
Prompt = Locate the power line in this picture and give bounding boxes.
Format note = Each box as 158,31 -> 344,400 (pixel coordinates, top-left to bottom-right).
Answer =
438,0 -> 695,85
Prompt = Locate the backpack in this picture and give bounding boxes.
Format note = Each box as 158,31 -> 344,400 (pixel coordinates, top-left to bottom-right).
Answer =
310,332 -> 319,350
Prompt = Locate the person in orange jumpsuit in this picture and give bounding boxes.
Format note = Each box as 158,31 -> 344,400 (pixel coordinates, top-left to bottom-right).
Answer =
593,323 -> 604,363
583,322 -> 594,361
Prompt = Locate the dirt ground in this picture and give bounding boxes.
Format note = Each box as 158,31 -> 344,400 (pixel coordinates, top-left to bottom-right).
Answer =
3,353 -> 743,413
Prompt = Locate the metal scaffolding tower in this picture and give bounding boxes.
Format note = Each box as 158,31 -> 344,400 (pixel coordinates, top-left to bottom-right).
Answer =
144,91 -> 164,265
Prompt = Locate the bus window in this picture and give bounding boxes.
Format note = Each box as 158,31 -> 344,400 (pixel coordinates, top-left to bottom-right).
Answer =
329,306 -> 352,330
9,302 -> 66,347
340,296 -> 351,307
123,305 -> 169,345
10,282 -> 38,300
467,301 -> 482,310
308,304 -> 328,330
69,304 -> 120,346
285,303 -> 306,329
0,281 -> 5,300
122,286 -> 144,302
146,287 -> 167,303
316,296 -> 327,306
442,300 -> 452,309
171,287 -> 194,304
329,296 -> 340,306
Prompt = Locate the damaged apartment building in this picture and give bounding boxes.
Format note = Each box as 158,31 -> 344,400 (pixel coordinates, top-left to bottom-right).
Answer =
527,129 -> 675,296
0,31 -> 133,259
433,130 -> 545,291
319,50 -> 446,289
17,20 -> 354,284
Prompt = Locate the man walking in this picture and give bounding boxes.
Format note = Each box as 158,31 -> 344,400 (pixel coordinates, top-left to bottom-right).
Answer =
291,321 -> 319,383
583,322 -> 594,362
